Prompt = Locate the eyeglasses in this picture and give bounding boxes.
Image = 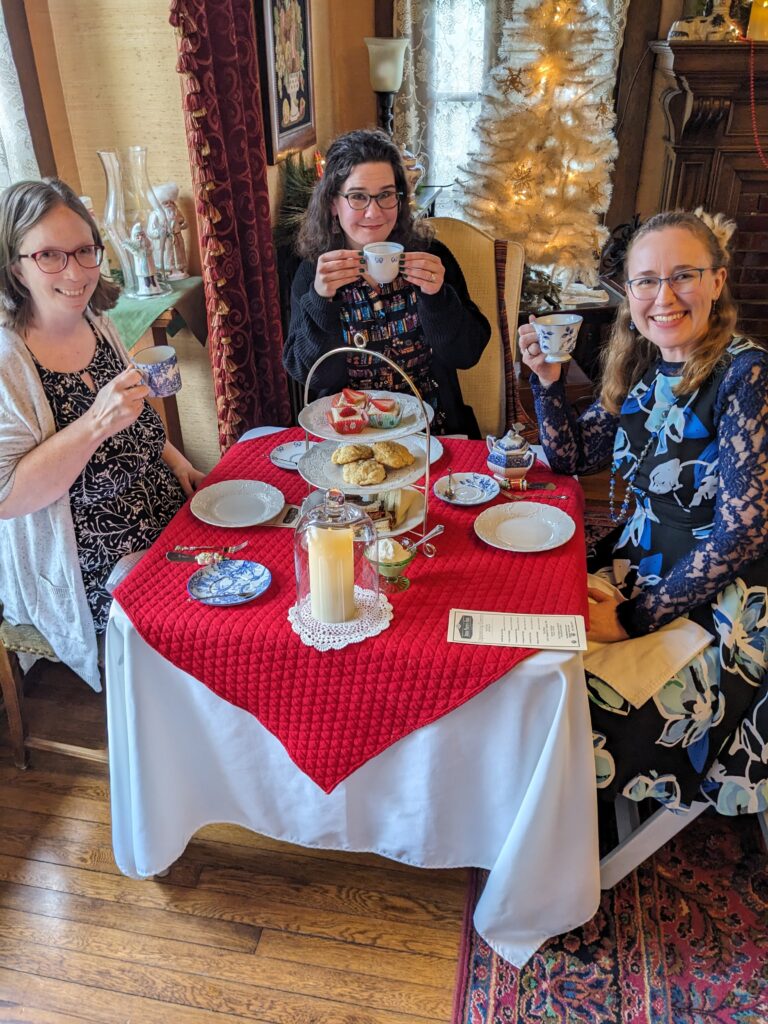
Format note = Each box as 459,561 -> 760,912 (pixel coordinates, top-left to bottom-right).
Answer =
338,189 -> 402,211
625,267 -> 719,300
17,245 -> 105,274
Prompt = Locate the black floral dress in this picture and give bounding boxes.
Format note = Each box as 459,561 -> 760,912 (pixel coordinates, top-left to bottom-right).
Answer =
532,338 -> 768,815
34,327 -> 185,631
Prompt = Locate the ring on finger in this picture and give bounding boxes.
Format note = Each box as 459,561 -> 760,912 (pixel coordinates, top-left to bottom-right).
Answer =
430,272 -> 436,283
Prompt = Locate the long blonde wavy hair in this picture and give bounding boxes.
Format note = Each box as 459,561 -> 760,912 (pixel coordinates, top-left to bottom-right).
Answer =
600,209 -> 738,414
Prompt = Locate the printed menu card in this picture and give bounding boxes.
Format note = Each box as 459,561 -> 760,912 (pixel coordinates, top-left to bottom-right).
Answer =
448,609 -> 587,651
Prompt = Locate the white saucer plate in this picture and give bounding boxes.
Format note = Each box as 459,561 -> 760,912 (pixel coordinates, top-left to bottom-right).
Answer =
473,501 -> 575,553
190,480 -> 284,528
187,559 -> 272,606
434,472 -> 500,506
297,436 -> 427,496
270,439 -> 319,471
298,390 -> 434,443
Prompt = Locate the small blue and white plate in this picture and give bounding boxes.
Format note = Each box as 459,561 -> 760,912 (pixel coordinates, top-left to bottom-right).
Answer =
187,559 -> 272,606
270,440 -> 319,471
434,472 -> 500,506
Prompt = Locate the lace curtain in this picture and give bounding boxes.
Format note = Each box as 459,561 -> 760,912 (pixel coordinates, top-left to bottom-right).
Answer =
0,5 -> 38,187
393,0 -> 629,215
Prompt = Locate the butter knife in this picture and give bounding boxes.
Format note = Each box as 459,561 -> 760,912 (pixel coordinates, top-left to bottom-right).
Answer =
166,550 -> 226,564
496,478 -> 556,492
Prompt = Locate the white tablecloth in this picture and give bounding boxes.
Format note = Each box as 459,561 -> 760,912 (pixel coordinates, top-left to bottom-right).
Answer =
106,602 -> 600,968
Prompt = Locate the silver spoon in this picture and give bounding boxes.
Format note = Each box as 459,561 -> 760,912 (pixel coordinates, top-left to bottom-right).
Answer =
444,467 -> 455,500
402,524 -> 445,558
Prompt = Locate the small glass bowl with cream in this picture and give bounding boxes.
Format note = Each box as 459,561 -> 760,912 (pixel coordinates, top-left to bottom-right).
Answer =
365,537 -> 417,592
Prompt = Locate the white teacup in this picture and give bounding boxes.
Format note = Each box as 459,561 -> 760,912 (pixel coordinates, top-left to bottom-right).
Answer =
363,242 -> 404,285
133,345 -> 181,398
532,313 -> 583,364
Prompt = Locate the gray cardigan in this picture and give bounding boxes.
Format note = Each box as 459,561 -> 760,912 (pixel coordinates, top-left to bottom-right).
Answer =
0,312 -> 130,690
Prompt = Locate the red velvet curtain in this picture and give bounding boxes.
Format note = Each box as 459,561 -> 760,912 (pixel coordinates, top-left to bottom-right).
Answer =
169,0 -> 291,451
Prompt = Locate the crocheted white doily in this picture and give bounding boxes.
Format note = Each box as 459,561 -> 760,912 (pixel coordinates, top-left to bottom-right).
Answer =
288,587 -> 393,650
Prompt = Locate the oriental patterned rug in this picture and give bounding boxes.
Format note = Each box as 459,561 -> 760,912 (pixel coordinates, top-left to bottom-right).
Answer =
452,812 -> 768,1024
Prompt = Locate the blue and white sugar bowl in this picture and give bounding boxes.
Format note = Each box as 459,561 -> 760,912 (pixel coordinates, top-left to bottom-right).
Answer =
486,427 -> 535,482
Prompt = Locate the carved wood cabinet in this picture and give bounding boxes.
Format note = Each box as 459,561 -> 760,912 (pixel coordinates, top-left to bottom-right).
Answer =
651,41 -> 768,343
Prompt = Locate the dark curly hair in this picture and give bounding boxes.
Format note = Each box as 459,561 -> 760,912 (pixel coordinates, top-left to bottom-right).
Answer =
0,177 -> 119,333
296,129 -> 430,259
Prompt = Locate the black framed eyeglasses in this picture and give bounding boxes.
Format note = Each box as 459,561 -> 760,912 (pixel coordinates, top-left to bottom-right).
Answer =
338,189 -> 402,211
625,267 -> 719,300
17,245 -> 105,274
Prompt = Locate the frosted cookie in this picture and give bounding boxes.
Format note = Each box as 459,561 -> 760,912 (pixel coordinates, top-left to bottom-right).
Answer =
331,443 -> 374,465
342,459 -> 387,486
371,440 -> 414,469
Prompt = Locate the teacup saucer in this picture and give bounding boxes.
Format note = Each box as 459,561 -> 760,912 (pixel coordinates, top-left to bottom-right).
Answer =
434,472 -> 500,506
187,559 -> 272,606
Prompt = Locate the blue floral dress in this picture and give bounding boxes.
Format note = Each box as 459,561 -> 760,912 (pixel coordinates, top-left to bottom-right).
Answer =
532,338 -> 768,815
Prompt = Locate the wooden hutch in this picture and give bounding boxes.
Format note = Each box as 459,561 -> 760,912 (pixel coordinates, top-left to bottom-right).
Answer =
651,40 -> 768,344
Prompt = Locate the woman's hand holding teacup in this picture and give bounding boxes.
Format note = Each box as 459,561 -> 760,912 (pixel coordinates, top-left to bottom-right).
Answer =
314,249 -> 366,298
401,252 -> 445,295
89,365 -> 149,441
518,316 -> 562,387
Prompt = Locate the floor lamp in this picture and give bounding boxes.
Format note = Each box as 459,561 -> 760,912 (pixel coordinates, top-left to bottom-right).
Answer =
364,37 -> 408,136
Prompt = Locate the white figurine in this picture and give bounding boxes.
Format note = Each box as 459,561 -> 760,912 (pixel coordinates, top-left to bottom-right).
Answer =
153,182 -> 189,280
125,223 -> 163,296
668,0 -> 738,41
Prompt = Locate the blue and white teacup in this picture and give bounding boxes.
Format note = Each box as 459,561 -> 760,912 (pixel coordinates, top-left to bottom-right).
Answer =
532,313 -> 583,364
363,242 -> 404,285
133,345 -> 181,398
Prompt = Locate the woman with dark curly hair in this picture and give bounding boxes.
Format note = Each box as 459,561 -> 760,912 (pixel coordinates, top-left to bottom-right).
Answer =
283,129 -> 490,436
520,209 -> 768,818
0,178 -> 202,689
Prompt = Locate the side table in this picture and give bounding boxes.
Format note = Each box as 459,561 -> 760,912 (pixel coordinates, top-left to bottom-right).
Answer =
108,277 -> 207,455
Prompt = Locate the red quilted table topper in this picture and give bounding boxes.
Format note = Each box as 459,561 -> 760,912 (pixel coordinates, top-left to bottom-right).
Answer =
114,431 -> 588,792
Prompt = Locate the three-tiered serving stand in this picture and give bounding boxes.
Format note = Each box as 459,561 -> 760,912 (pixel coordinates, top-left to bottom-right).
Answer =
295,333 -> 434,539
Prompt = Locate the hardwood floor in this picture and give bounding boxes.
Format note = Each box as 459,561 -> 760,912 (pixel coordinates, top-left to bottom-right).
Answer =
0,669 -> 466,1023
0,469 -> 613,1022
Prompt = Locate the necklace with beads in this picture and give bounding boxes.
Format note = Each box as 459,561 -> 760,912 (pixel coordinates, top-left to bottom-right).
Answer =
608,394 -> 681,524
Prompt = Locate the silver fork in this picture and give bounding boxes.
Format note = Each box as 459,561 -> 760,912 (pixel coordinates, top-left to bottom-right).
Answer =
173,540 -> 248,554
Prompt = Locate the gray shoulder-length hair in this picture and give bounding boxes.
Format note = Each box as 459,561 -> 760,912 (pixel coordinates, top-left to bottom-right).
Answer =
0,177 -> 120,333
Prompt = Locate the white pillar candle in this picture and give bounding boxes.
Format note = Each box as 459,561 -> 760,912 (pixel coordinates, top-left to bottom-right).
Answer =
308,526 -> 355,623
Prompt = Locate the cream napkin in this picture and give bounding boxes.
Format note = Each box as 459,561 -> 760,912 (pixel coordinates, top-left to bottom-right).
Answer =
584,574 -> 713,709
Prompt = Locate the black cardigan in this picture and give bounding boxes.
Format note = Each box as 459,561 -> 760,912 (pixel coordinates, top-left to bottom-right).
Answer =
282,239 -> 491,436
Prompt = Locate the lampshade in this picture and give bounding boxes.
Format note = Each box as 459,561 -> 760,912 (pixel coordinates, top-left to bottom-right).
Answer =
364,37 -> 408,93
748,0 -> 768,40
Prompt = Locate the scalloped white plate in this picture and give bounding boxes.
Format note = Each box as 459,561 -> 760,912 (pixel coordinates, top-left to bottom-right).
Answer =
473,502 -> 575,553
297,390 -> 434,442
190,481 -> 284,528
297,437 -> 427,496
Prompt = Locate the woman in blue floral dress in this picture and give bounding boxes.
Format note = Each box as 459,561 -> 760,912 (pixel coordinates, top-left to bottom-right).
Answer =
519,210 -> 768,816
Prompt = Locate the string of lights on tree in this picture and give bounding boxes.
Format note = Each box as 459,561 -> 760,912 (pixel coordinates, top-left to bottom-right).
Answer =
458,0 -> 618,288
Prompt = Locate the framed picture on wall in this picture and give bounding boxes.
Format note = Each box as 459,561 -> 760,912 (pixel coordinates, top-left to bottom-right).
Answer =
254,0 -> 316,164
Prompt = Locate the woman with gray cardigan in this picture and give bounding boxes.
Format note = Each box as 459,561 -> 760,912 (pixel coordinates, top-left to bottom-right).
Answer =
0,179 -> 202,688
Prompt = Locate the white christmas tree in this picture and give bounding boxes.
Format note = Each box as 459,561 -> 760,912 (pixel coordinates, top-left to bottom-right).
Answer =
458,0 -> 618,287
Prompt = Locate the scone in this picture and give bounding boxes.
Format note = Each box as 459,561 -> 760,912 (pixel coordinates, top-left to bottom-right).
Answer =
331,443 -> 374,465
342,459 -> 387,486
371,440 -> 415,469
